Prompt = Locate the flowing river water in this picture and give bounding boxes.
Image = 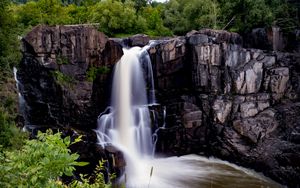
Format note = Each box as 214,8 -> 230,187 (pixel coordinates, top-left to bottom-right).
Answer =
95,46 -> 283,188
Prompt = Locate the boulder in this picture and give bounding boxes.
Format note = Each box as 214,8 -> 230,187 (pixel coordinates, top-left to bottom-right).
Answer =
127,34 -> 150,47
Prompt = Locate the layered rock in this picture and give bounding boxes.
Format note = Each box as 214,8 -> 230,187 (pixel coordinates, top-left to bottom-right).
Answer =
18,25 -> 122,131
18,25 -> 124,176
149,30 -> 300,188
18,26 -> 300,187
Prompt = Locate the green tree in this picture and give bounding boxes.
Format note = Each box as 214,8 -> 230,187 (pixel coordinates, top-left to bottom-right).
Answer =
14,0 -> 75,26
162,0 -> 187,34
268,0 -> 298,32
0,130 -> 88,187
0,0 -> 21,75
133,0 -> 148,12
163,0 -> 220,35
218,0 -> 273,32
0,0 -> 10,55
142,6 -> 172,36
89,0 -> 138,36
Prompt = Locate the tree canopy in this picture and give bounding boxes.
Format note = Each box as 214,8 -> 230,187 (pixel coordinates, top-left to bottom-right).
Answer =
5,0 -> 298,37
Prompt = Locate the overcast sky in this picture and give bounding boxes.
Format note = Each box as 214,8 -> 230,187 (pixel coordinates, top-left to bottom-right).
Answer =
154,0 -> 167,2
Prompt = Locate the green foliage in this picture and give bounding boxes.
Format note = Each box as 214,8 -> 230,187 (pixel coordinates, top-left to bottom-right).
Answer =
13,0 -> 75,26
133,0 -> 148,12
8,0 -> 173,37
88,0 -> 139,35
64,4 -> 90,24
57,54 -> 69,65
217,0 -> 298,33
163,0 -> 220,35
0,130 -> 86,187
269,0 -> 299,33
141,6 -> 172,36
0,130 -> 113,188
5,0 -> 300,38
0,1 -> 22,81
87,66 -> 110,82
70,160 -> 113,188
218,0 -> 273,32
0,107 -> 28,151
52,71 -> 74,88
162,0 -> 299,34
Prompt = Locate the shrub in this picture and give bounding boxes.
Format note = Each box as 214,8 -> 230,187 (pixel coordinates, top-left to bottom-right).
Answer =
0,107 -> 27,151
52,71 -> 74,88
0,130 -> 88,187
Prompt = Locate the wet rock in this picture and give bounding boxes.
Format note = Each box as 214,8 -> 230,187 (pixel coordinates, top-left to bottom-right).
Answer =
197,29 -> 243,45
127,34 -> 150,47
244,28 -> 272,50
22,25 -> 108,68
213,98 -> 232,123
148,37 -> 188,91
183,111 -> 202,128
240,102 -> 258,118
233,109 -> 278,143
188,34 -> 208,45
105,145 -> 126,173
269,67 -> 289,95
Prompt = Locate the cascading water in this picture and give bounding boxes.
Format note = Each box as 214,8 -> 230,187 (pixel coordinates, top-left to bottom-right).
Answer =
95,46 -> 282,188
13,67 -> 29,129
96,46 -> 155,186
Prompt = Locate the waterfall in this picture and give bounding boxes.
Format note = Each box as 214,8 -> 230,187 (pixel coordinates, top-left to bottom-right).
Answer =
95,46 -> 281,188
13,67 -> 28,129
96,46 -> 156,186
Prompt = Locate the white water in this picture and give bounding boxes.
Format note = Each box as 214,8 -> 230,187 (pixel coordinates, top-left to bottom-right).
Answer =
96,46 -> 155,186
13,67 -> 28,129
95,47 -> 282,188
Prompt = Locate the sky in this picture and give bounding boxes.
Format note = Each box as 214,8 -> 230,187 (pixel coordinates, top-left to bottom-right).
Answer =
154,0 -> 167,2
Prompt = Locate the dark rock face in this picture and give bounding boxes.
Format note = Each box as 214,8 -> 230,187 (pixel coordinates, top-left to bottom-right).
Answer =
127,34 -> 150,47
18,26 -> 300,187
18,25 -> 123,131
244,27 -> 300,53
149,30 -> 300,188
18,25 -> 124,177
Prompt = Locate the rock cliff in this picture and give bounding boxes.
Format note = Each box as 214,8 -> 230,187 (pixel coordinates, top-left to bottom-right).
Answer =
149,29 -> 300,188
18,25 -> 122,131
18,25 -> 300,187
18,25 -> 124,176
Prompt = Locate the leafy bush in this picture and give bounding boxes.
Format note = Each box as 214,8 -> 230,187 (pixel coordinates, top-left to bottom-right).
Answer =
0,130 -> 89,187
0,129 -> 114,187
0,107 -> 28,151
52,71 -> 74,88
70,160 -> 113,188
